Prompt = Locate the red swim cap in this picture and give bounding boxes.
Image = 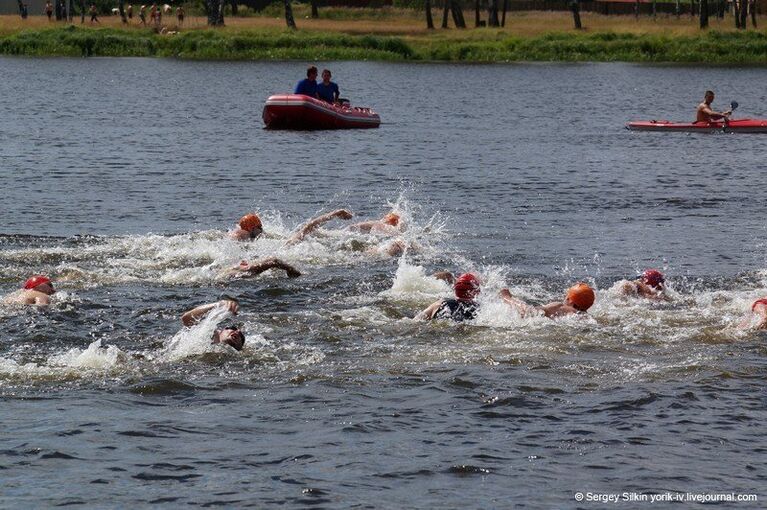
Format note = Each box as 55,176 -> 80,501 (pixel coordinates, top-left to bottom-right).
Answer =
382,213 -> 400,226
454,273 -> 480,301
752,298 -> 767,311
566,282 -> 595,312
641,269 -> 665,289
239,214 -> 262,232
23,275 -> 51,290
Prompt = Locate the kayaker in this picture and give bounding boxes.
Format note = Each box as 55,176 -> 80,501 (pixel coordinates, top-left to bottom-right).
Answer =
181,299 -> 246,351
696,91 -> 731,123
294,66 -> 319,98
316,69 -> 340,104
2,275 -> 56,306
499,282 -> 596,318
415,273 -> 481,322
615,269 -> 668,301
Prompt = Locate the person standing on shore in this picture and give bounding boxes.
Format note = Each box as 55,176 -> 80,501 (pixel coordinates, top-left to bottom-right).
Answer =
176,5 -> 184,25
149,3 -> 157,24
44,1 -> 53,20
127,4 -> 133,20
696,91 -> 731,123
2,275 -> 56,307
294,66 -> 319,98
139,5 -> 146,25
89,4 -> 99,23
316,69 -> 340,104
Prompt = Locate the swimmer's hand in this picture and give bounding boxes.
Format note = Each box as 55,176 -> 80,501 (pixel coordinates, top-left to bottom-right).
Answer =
219,299 -> 239,315
333,209 -> 353,220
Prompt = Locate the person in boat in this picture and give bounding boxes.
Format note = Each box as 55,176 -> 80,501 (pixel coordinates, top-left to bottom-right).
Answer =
696,91 -> 732,123
499,282 -> 596,319
2,275 -> 56,306
181,298 -> 246,351
226,257 -> 301,279
316,69 -> 340,104
294,66 -> 319,98
229,209 -> 353,243
348,212 -> 402,236
415,273 -> 481,322
615,269 -> 668,301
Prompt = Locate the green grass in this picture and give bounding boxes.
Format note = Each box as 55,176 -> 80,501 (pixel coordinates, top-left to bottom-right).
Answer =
1,25 -> 767,63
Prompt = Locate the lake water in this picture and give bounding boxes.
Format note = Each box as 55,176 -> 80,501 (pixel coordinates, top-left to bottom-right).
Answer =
1,58 -> 765,508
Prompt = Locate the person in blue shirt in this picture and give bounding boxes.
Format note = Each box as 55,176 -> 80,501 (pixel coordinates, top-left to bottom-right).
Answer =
294,66 -> 318,98
316,69 -> 340,104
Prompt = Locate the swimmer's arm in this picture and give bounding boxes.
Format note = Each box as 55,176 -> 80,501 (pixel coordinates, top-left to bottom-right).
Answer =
240,257 -> 301,278
182,299 -> 238,327
347,220 -> 378,233
415,300 -> 443,320
288,209 -> 353,243
432,271 -> 455,285
33,294 -> 51,306
499,289 -> 536,317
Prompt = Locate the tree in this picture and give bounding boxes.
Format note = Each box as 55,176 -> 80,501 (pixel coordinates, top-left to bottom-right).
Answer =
474,0 -> 480,27
311,0 -> 319,18
118,0 -> 126,23
441,0 -> 449,28
699,0 -> 708,28
68,0 -> 73,21
739,0 -> 748,28
284,0 -> 296,29
749,0 -> 757,27
570,0 -> 582,29
501,0 -> 508,27
488,0 -> 500,27
450,0 -> 466,28
80,0 -> 84,23
231,0 -> 238,16
425,0 -> 434,28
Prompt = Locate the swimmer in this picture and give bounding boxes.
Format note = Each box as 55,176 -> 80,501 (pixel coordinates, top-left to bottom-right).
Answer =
2,275 -> 56,306
738,297 -> 767,330
348,211 -> 402,236
416,273 -> 480,322
499,282 -> 595,318
181,299 -> 246,351
227,257 -> 301,279
616,269 -> 668,301
229,209 -> 353,243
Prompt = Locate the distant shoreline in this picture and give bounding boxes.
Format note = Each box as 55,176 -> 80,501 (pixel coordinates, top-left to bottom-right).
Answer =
1,12 -> 766,64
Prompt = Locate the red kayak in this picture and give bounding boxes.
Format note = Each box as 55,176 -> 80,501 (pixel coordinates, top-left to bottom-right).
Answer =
626,118 -> 767,133
263,94 -> 380,130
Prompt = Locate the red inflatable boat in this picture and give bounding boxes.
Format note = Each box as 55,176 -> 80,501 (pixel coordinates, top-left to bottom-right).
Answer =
263,94 -> 380,130
626,118 -> 767,133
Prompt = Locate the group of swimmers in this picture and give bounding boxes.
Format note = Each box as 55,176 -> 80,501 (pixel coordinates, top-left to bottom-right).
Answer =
4,208 -> 767,352
294,66 -> 342,105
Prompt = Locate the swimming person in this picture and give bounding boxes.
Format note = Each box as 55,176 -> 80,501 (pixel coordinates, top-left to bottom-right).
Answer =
2,275 -> 56,306
696,90 -> 731,123
416,273 -> 481,322
499,282 -> 596,318
228,209 -> 353,243
181,299 -> 246,351
227,257 -> 301,279
294,66 -> 319,98
229,213 -> 264,241
316,69 -> 340,104
348,211 -> 402,236
616,269 -> 668,300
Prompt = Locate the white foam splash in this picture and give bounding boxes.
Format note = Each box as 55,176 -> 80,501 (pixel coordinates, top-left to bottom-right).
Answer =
49,339 -> 127,370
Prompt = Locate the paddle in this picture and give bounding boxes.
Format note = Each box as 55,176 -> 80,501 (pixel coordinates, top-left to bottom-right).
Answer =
722,101 -> 738,132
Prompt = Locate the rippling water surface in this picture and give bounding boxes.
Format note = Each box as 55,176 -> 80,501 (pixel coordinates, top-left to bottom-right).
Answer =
1,58 -> 766,507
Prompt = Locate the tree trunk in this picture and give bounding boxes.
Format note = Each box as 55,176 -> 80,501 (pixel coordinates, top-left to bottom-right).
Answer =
634,0 -> 639,18
675,0 -> 679,18
231,0 -> 238,16
450,0 -> 466,28
118,0 -> 126,23
68,0 -> 73,20
750,0 -> 757,27
441,0 -> 449,28
717,0 -> 724,18
311,0 -> 319,18
699,0 -> 708,27
739,0 -> 748,27
55,1 -> 62,20
570,0 -> 582,29
425,0 -> 434,28
207,0 -> 224,25
501,0 -> 508,26
652,0 -> 657,17
474,0 -> 480,26
284,0 -> 296,28
488,0 -> 499,26
80,0 -> 84,23
690,0 -> 694,17
733,0 -> 741,27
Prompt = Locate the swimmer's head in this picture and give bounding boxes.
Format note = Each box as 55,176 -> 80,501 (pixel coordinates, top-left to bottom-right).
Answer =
454,273 -> 480,301
751,298 -> 767,312
215,326 -> 245,351
640,269 -> 665,290
565,282 -> 595,312
382,213 -> 400,226
239,214 -> 263,238
23,275 -> 55,294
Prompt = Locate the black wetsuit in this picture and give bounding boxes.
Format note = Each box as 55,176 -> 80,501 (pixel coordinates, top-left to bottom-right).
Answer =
435,299 -> 478,322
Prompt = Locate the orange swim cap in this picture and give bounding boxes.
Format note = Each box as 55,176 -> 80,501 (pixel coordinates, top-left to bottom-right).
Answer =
382,213 -> 400,226
454,273 -> 480,301
23,275 -> 52,290
239,213 -> 262,232
566,282 -> 595,312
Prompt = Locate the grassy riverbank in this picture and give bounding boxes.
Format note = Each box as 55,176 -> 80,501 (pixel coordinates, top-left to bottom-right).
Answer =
1,11 -> 766,63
